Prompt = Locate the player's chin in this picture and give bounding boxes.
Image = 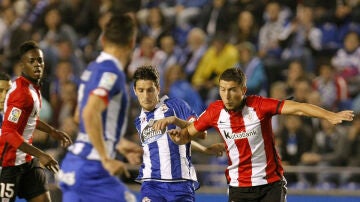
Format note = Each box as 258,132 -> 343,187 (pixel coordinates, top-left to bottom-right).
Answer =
225,104 -> 234,110
33,73 -> 42,79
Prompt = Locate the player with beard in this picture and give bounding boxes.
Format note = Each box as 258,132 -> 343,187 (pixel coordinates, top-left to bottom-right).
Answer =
155,68 -> 354,202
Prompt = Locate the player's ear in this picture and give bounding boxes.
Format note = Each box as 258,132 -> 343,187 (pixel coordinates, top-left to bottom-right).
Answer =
133,86 -> 137,96
100,33 -> 105,47
129,35 -> 136,50
242,86 -> 247,95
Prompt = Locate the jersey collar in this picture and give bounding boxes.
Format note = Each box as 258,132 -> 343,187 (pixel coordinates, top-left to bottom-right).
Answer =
21,73 -> 41,87
141,95 -> 169,114
96,51 -> 123,71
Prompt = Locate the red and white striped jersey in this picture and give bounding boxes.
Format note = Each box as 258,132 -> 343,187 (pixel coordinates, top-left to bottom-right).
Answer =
194,95 -> 285,187
0,76 -> 41,167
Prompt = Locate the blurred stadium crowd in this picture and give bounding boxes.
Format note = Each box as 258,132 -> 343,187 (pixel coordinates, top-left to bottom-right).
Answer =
1,0 -> 360,191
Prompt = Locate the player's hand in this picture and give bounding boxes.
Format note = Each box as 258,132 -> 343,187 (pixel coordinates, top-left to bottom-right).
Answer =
168,129 -> 189,145
117,138 -> 143,165
152,116 -> 175,131
328,110 -> 354,125
204,143 -> 226,157
301,152 -> 321,164
102,158 -> 130,177
39,152 -> 59,174
118,145 -> 143,165
125,152 -> 142,165
50,129 -> 72,147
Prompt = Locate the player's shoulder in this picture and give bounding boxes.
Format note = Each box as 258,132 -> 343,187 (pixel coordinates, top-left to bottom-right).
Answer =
95,53 -> 123,73
11,77 -> 31,94
208,100 -> 224,109
245,95 -> 280,111
91,60 -> 120,75
7,78 -> 32,104
166,96 -> 184,105
245,95 -> 264,104
165,96 -> 193,111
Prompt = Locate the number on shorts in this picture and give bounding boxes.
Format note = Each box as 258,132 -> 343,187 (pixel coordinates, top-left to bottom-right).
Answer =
0,183 -> 15,198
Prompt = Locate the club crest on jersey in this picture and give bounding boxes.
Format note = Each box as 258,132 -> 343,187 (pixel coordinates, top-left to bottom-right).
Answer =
8,107 -> 21,123
140,119 -> 166,144
159,104 -> 168,113
140,116 -> 146,124
142,197 -> 151,202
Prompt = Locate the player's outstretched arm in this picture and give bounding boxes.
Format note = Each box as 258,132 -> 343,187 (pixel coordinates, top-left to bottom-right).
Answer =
191,141 -> 225,157
281,100 -> 354,124
168,123 -> 203,145
18,142 -> 59,173
153,116 -> 207,139
152,116 -> 189,131
36,120 -> 72,147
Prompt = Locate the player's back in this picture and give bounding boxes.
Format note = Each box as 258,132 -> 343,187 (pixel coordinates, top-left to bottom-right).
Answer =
69,52 -> 128,161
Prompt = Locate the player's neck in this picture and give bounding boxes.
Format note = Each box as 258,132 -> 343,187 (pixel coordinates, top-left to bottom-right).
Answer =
103,46 -> 130,67
225,97 -> 246,112
21,73 -> 40,86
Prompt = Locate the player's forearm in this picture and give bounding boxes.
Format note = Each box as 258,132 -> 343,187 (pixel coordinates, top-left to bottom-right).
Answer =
36,119 -> 56,134
295,103 -> 334,119
18,142 -> 45,158
83,109 -> 109,161
73,105 -> 80,124
191,140 -> 207,152
172,117 -> 190,129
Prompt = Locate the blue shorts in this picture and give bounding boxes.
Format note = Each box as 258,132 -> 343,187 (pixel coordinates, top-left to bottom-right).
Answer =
59,153 -> 136,202
140,181 -> 195,202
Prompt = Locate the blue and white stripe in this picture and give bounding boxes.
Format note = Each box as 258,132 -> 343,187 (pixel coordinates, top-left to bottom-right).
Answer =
135,96 -> 198,184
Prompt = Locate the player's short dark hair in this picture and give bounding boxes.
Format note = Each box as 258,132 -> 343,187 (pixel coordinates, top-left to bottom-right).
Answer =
133,66 -> 160,88
0,72 -> 10,81
104,14 -> 137,46
19,40 -> 40,59
219,68 -> 247,87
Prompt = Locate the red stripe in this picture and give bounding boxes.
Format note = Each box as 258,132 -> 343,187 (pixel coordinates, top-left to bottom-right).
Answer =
223,142 -> 231,184
215,127 -> 232,184
257,113 -> 283,183
0,79 -> 35,166
230,111 -> 252,187
90,87 -> 109,105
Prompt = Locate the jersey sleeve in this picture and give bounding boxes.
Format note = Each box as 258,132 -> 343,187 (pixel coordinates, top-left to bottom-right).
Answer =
258,96 -> 284,116
1,90 -> 33,148
193,106 -> 214,132
89,71 -> 119,105
171,98 -> 197,122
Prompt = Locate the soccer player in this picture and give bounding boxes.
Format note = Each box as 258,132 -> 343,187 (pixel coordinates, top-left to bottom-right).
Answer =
132,66 -> 225,202
59,14 -> 141,202
0,41 -> 72,202
155,68 -> 354,202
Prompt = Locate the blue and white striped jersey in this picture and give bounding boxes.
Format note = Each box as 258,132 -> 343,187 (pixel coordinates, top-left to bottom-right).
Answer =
68,52 -> 129,160
135,96 -> 199,185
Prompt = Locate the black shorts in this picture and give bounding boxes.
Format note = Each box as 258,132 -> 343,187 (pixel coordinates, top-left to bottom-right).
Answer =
228,180 -> 287,202
0,158 -> 48,202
